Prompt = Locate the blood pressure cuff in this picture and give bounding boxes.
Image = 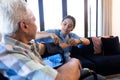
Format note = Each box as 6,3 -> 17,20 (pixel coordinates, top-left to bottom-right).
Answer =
42,43 -> 64,57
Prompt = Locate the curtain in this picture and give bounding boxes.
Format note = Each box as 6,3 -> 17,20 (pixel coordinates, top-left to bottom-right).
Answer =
102,0 -> 112,36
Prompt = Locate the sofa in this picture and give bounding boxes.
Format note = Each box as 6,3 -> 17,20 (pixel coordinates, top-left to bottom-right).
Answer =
70,36 -> 120,76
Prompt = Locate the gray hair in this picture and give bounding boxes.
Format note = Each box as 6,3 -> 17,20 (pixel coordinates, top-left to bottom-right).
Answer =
0,0 -> 33,36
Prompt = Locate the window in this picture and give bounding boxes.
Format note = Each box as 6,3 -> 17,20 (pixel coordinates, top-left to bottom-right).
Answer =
88,0 -> 103,37
43,0 -> 62,30
27,0 -> 103,37
98,0 -> 103,36
67,0 -> 84,37
88,0 -> 97,36
27,0 -> 40,31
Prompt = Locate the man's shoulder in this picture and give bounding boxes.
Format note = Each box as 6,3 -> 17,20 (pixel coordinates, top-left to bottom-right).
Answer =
0,42 -> 11,54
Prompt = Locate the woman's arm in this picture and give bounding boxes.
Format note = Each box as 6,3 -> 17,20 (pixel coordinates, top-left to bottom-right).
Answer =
79,38 -> 90,45
66,38 -> 90,46
36,32 -> 60,44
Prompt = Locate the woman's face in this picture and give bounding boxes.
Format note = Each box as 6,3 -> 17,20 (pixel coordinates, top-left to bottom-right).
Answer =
61,18 -> 75,35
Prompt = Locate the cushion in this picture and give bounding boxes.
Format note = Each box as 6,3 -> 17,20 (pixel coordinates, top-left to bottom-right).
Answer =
91,36 -> 110,55
71,38 -> 94,56
92,37 -> 102,54
81,38 -> 94,55
101,36 -> 120,55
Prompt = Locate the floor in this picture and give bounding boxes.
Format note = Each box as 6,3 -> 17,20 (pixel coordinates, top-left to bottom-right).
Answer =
106,74 -> 120,80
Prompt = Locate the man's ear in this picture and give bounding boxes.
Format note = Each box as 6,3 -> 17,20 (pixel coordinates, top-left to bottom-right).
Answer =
19,20 -> 29,33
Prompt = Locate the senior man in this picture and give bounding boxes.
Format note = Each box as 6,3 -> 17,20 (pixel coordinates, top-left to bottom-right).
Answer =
0,0 -> 81,80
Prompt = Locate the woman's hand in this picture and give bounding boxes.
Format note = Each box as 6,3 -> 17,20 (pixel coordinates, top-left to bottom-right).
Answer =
66,38 -> 79,46
66,38 -> 90,46
49,33 -> 60,44
80,38 -> 90,45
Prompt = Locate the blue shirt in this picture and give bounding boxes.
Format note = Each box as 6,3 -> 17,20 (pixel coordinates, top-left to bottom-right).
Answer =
0,36 -> 58,80
35,29 -> 83,62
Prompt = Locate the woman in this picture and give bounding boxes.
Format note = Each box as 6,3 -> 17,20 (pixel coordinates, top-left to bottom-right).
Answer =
36,15 -> 90,62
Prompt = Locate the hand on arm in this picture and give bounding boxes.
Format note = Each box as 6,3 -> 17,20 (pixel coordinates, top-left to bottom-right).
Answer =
66,38 -> 79,46
65,38 -> 90,46
59,42 -> 72,49
49,33 -> 60,44
79,38 -> 90,45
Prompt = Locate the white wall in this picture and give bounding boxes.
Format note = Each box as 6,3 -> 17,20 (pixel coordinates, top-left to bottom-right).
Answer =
112,0 -> 120,36
0,33 -> 1,41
